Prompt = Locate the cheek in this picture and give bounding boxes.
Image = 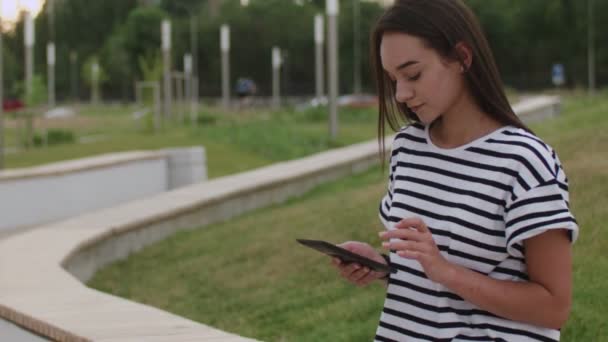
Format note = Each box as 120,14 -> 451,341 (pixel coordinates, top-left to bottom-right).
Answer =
424,69 -> 462,109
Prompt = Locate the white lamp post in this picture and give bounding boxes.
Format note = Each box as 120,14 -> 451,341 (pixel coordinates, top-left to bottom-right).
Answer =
162,19 -> 172,120
314,14 -> 325,102
220,25 -> 230,109
327,0 -> 339,140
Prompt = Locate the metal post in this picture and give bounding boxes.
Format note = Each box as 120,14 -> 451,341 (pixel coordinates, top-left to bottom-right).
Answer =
154,83 -> 161,131
174,73 -> 185,123
190,14 -> 199,113
24,12 -> 35,102
0,15 -> 4,170
221,25 -> 230,109
162,19 -> 172,119
184,54 -> 195,124
135,82 -> 141,107
192,76 -> 199,121
588,0 -> 596,95
91,62 -> 100,104
314,15 -> 325,102
47,43 -> 56,107
48,0 -> 56,107
353,0 -> 361,94
327,0 -> 339,140
70,51 -> 78,102
272,47 -> 282,109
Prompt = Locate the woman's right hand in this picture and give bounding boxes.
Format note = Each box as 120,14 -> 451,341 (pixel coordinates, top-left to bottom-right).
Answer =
331,241 -> 388,287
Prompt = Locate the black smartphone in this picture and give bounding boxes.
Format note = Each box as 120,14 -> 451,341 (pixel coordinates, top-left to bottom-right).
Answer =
296,239 -> 396,274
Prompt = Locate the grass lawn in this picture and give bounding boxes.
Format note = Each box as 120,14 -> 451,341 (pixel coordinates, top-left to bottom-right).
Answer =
3,105 -> 378,179
89,91 -> 607,341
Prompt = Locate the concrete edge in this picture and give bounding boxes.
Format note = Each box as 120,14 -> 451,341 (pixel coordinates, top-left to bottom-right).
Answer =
0,151 -> 167,182
0,304 -> 90,342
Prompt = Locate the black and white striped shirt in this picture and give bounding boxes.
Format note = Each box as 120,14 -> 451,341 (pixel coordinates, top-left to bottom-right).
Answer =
376,123 -> 578,342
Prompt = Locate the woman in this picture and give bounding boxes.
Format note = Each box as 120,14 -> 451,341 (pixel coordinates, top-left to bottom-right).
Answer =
331,0 -> 578,341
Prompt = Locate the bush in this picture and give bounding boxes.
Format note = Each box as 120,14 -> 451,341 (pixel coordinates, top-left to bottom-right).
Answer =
196,112 -> 218,126
33,129 -> 76,147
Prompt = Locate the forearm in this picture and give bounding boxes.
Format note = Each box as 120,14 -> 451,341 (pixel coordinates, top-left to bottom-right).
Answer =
439,264 -> 569,329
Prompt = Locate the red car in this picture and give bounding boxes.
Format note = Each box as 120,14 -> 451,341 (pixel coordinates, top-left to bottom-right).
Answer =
3,99 -> 25,112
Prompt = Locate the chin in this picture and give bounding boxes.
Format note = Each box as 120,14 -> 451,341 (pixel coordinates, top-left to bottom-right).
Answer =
418,113 -> 441,126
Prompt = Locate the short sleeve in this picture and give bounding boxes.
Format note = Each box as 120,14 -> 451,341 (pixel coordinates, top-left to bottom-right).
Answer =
378,155 -> 394,230
504,172 -> 578,257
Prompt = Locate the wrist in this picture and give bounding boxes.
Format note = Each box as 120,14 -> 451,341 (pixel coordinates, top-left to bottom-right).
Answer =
434,261 -> 459,286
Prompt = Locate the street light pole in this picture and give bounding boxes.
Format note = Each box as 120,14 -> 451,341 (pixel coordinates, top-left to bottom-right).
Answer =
220,25 -> 230,109
184,53 -> 194,124
190,14 -> 199,117
272,47 -> 282,108
327,0 -> 339,140
24,12 -> 35,102
314,15 -> 325,102
353,0 -> 362,94
588,0 -> 596,96
0,14 -> 4,170
47,43 -> 55,107
70,51 -> 78,102
47,0 -> 55,107
162,19 -> 172,120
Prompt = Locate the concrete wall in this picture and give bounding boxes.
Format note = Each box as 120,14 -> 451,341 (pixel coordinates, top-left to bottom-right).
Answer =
0,147 -> 206,234
514,95 -> 561,123
0,318 -> 50,342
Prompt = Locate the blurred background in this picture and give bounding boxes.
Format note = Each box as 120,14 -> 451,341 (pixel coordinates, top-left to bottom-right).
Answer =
1,0 -> 605,102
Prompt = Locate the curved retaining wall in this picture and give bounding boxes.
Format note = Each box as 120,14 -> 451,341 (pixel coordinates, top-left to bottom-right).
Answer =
0,147 -> 206,234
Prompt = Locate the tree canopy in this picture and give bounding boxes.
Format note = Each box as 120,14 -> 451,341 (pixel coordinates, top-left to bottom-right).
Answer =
1,0 -> 605,101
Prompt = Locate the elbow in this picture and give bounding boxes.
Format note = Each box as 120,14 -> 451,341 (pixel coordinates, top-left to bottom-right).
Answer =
547,298 -> 572,330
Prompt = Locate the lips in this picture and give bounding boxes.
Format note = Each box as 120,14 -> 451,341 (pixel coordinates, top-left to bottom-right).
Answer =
409,104 -> 424,112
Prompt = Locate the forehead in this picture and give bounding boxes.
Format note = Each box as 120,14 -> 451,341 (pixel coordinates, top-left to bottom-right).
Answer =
380,32 -> 432,71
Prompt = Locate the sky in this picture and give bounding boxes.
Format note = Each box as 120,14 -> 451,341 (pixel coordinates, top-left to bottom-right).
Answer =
1,0 -> 45,29
0,0 -> 392,30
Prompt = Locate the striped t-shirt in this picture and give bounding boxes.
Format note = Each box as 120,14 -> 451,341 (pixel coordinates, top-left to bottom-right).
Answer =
376,123 -> 578,342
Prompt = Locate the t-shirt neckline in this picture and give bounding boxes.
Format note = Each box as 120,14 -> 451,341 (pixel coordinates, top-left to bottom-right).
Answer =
424,124 -> 512,153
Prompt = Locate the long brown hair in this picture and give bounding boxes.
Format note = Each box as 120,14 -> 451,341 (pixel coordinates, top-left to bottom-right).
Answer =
371,0 -> 531,161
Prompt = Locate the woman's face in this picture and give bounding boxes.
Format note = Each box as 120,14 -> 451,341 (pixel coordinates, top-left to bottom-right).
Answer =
380,32 -> 466,125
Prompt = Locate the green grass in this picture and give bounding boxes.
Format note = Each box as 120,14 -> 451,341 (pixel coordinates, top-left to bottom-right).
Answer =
89,165 -> 389,341
3,105 -> 378,178
88,91 -> 608,341
533,92 -> 608,341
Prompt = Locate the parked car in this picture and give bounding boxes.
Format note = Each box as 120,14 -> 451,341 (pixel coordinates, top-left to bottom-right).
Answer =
3,99 -> 25,112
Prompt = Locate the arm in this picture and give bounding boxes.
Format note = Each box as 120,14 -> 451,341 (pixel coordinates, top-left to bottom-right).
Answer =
381,217 -> 572,329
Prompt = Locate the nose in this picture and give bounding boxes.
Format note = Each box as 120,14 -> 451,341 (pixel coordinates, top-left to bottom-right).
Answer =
394,80 -> 415,104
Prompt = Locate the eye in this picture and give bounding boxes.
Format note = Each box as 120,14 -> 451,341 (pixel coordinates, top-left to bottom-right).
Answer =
408,73 -> 421,81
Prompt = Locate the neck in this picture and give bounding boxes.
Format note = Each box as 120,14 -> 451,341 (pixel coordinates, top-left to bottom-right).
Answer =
430,91 -> 502,149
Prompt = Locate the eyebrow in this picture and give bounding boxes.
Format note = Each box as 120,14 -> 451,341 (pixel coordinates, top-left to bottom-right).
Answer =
396,61 -> 419,71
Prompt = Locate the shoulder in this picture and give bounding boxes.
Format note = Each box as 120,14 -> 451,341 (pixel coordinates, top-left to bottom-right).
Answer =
392,122 -> 426,149
483,126 -> 563,183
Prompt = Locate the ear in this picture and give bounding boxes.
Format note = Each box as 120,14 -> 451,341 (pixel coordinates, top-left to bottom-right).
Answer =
454,42 -> 473,72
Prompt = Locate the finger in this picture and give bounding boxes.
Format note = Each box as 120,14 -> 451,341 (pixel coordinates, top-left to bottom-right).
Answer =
358,270 -> 383,285
395,217 -> 429,233
340,263 -> 362,278
350,267 -> 371,283
379,228 -> 425,242
383,240 -> 423,253
337,241 -> 357,252
331,257 -> 342,266
397,249 -> 420,260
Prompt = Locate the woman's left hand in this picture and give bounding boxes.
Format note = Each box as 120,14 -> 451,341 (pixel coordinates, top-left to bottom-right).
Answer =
379,217 -> 452,283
